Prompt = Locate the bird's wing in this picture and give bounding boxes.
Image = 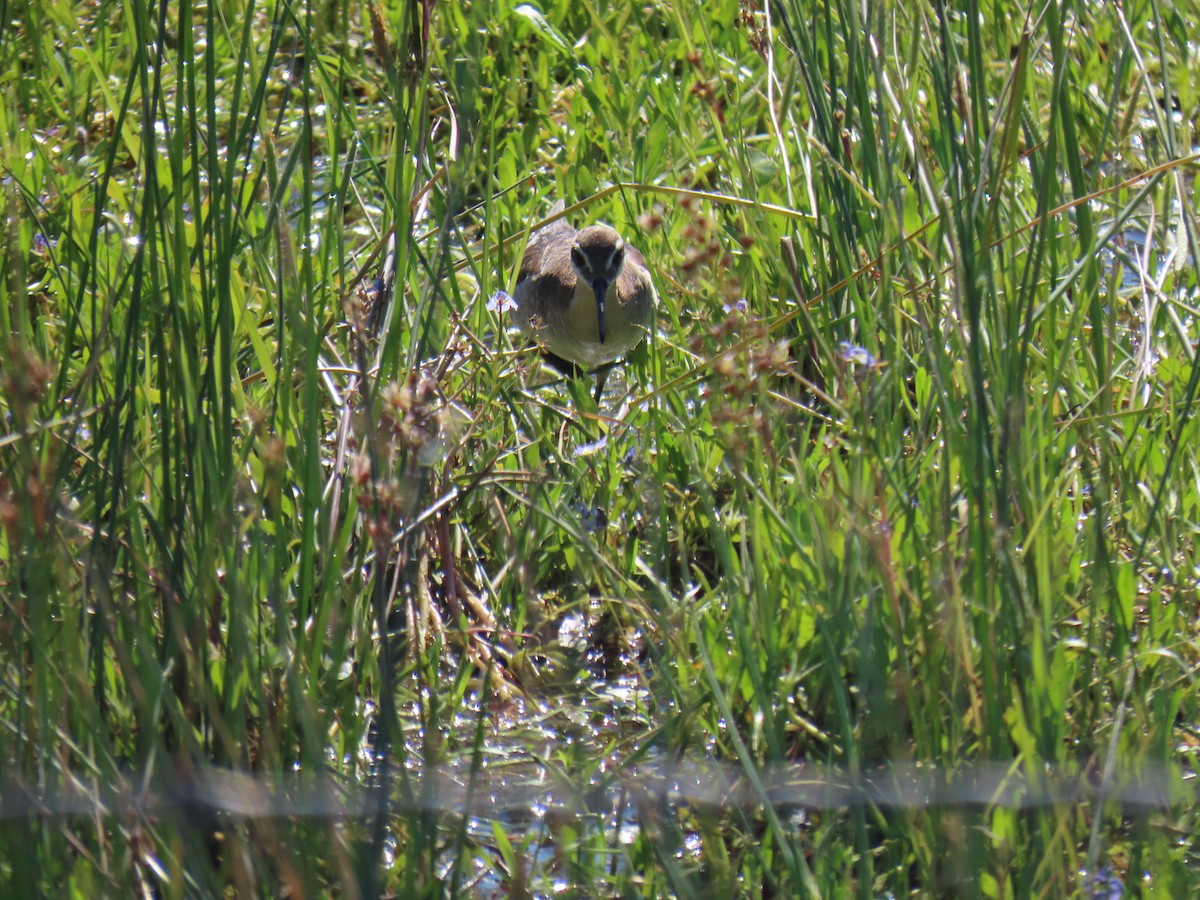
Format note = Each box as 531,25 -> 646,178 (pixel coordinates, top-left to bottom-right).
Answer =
624,241 -> 650,274
518,203 -> 576,286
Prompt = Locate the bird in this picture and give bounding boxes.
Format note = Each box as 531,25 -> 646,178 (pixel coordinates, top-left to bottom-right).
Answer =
512,203 -> 656,380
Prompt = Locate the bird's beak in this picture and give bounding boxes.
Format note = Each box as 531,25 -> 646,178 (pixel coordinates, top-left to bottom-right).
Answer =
592,278 -> 609,343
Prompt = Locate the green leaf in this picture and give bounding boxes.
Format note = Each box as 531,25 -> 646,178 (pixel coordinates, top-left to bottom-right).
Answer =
513,4 -> 571,55
746,147 -> 779,185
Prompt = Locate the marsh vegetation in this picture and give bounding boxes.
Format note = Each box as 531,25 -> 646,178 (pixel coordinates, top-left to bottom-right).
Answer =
1,0 -> 1198,895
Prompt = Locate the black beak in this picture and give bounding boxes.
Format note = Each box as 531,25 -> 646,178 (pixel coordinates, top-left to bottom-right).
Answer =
592,278 -> 609,343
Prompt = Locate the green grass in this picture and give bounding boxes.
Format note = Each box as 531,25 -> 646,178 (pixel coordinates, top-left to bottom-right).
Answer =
2,0 -> 1198,895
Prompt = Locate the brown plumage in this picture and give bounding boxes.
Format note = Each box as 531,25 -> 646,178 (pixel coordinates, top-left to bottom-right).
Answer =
513,208 -> 656,370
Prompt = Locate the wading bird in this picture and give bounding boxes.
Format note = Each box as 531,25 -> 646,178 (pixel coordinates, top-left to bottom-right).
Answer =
513,204 -> 656,393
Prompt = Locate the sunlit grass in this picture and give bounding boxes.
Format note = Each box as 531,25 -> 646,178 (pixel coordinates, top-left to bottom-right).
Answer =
1,0 -> 1198,895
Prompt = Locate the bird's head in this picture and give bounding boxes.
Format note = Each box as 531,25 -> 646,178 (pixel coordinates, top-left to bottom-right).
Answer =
571,225 -> 626,344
